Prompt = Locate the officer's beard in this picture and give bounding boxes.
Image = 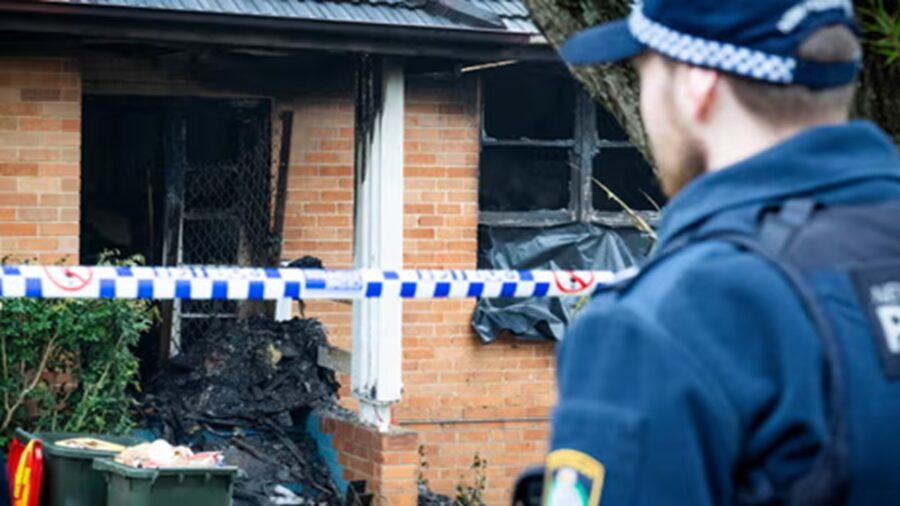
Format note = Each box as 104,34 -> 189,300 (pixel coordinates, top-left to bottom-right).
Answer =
658,133 -> 706,198
650,87 -> 708,198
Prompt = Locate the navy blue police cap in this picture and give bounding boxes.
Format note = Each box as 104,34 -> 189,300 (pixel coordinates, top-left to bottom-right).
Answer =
561,0 -> 861,89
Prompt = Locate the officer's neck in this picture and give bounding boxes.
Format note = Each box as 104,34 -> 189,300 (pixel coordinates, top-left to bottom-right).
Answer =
704,115 -> 848,173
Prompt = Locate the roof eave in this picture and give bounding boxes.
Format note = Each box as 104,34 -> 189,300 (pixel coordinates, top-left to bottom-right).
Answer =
0,1 -> 554,60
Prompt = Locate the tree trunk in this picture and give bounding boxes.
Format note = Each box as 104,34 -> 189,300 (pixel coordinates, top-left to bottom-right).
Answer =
522,0 -> 900,152
856,59 -> 900,142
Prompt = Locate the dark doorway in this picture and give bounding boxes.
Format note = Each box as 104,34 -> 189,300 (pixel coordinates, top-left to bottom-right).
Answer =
81,96 -> 273,374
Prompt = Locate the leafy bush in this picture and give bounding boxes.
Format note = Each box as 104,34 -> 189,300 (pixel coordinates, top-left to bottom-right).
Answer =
0,255 -> 156,444
859,0 -> 900,65
455,453 -> 488,506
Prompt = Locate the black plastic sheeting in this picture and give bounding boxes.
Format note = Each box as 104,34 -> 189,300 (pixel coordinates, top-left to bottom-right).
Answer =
472,223 -> 653,342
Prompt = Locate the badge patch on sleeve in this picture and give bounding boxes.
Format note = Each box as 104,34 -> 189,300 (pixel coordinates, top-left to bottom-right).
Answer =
544,449 -> 606,506
852,264 -> 900,379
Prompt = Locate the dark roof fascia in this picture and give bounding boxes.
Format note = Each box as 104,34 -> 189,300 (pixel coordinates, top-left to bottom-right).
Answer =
0,1 -> 556,61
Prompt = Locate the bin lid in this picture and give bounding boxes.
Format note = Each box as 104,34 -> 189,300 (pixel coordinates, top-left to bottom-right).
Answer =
15,429 -> 144,459
92,458 -> 239,480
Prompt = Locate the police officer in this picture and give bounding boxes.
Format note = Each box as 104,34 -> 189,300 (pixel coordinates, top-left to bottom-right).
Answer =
539,0 -> 900,504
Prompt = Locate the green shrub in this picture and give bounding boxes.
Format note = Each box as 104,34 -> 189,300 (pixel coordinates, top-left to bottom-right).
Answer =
0,254 -> 156,444
859,0 -> 900,65
455,453 -> 488,506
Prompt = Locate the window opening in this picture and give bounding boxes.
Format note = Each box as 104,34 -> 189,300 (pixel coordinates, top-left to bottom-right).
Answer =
478,64 -> 666,228
479,146 -> 571,212
481,64 -> 574,141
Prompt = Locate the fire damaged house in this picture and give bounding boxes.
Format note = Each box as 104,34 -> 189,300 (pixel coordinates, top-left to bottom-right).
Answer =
0,1 -> 661,504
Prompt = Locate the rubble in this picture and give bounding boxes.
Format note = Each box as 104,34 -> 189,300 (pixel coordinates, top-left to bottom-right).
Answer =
139,316 -> 344,506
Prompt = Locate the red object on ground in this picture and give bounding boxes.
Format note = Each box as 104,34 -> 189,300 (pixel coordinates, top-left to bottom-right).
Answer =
6,439 -> 24,487
8,439 -> 42,506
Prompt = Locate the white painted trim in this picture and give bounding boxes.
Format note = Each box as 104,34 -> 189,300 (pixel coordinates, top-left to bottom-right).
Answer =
352,59 -> 405,431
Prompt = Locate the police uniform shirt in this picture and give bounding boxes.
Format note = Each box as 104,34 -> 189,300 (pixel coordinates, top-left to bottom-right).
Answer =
547,121 -> 900,505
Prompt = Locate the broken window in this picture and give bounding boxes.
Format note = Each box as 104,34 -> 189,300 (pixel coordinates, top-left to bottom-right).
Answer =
478,63 -> 665,228
479,146 -> 571,212
479,64 -> 576,214
474,63 -> 663,342
481,65 -> 574,141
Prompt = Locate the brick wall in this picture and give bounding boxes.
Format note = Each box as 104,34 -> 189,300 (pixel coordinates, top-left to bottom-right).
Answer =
277,94 -> 357,403
320,413 -> 421,506
398,79 -> 556,505
280,77 -> 558,504
0,57 -> 81,263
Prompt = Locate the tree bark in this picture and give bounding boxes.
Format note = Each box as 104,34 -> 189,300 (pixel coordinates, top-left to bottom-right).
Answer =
856,59 -> 900,142
522,0 -> 900,152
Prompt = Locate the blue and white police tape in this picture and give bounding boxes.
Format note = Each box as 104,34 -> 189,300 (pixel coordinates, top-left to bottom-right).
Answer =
0,266 -> 629,300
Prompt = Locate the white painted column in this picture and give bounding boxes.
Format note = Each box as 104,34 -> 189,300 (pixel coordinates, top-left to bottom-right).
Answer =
352,57 -> 405,431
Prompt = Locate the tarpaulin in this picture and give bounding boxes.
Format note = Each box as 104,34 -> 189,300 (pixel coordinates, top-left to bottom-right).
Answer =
472,223 -> 653,342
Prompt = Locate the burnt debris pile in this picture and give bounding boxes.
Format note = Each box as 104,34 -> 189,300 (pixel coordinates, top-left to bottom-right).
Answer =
140,315 -> 344,506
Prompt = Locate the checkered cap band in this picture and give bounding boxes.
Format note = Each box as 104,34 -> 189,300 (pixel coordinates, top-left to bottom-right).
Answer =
628,9 -> 798,84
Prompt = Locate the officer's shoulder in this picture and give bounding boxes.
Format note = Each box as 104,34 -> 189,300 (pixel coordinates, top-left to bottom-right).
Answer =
597,240 -> 795,316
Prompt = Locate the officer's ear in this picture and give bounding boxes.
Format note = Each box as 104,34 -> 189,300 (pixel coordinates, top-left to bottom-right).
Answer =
675,64 -> 720,123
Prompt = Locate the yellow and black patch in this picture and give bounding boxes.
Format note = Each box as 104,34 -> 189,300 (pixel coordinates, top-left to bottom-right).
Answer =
543,449 -> 606,506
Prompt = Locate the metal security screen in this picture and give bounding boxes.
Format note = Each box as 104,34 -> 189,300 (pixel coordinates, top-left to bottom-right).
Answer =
82,96 -> 275,360
170,101 -> 273,352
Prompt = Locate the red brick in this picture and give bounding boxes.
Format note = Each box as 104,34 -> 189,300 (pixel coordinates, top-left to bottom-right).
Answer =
0,223 -> 36,235
0,103 -> 40,115
0,163 -> 37,176
416,216 -> 443,226
406,229 -> 434,239
38,164 -> 78,177
17,207 -> 59,221
319,165 -> 352,177
321,190 -> 352,201
380,432 -> 419,452
21,88 -> 61,102
0,193 -> 38,206
59,148 -> 79,163
380,465 -> 417,479
18,238 -> 58,251
38,223 -> 78,236
59,208 -> 78,222
18,148 -> 59,162
320,139 -> 353,151
405,153 -> 436,165
60,178 -> 79,191
61,119 -> 80,132
38,103 -> 79,118
305,152 -> 342,163
60,89 -> 81,102
15,177 -> 56,193
19,118 -> 61,131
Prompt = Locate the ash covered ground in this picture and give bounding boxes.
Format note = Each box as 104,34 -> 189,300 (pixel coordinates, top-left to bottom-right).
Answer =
139,316 -> 346,506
